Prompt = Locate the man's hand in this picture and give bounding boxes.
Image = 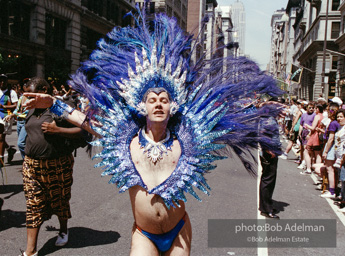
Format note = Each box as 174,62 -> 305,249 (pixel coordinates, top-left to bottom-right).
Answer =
3,114 -> 13,122
41,121 -> 60,134
266,150 -> 276,158
23,93 -> 54,109
322,152 -> 327,160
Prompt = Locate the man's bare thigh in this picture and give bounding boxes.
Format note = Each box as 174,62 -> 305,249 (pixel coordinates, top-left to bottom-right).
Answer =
164,212 -> 192,256
130,223 -> 160,256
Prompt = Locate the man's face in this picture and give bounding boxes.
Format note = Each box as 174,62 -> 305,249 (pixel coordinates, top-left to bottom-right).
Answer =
0,77 -> 7,90
145,91 -> 171,124
307,105 -> 314,114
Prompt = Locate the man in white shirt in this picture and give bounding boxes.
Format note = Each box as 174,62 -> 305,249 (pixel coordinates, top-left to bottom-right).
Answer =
0,74 -> 18,165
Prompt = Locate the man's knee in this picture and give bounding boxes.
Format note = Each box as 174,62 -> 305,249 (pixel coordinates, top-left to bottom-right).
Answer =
18,141 -> 25,150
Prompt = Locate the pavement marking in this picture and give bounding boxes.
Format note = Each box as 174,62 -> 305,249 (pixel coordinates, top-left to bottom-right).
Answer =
325,197 -> 345,226
310,172 -> 345,227
257,150 -> 268,256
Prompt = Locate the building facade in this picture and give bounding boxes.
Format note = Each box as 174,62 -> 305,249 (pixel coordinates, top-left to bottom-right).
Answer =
269,9 -> 287,78
215,5 -> 235,58
204,0 -> 218,61
335,0 -> 345,100
136,0 -> 188,31
295,0 -> 341,100
285,1 -> 300,95
277,0 -> 342,101
186,0 -> 206,64
230,0 -> 245,56
0,0 -> 135,86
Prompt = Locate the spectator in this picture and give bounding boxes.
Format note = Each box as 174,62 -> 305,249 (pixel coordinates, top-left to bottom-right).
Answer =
258,99 -> 283,219
299,102 -> 316,174
279,99 -> 301,159
330,96 -> 343,107
0,74 -> 18,165
4,82 -> 30,159
333,109 -> 345,212
21,77 -> 84,256
305,104 -> 324,167
314,103 -> 341,198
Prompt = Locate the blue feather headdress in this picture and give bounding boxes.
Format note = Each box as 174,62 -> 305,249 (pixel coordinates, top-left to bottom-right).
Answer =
69,5 -> 285,208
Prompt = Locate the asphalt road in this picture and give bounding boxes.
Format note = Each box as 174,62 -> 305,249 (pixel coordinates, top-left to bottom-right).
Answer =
1,128 -> 345,256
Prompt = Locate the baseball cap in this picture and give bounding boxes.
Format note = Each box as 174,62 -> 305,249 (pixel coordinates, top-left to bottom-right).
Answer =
331,96 -> 343,106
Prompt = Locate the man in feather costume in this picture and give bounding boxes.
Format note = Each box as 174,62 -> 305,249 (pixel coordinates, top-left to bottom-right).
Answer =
24,5 -> 284,255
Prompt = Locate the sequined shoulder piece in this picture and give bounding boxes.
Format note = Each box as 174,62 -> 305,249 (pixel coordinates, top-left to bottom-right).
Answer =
90,94 -> 146,192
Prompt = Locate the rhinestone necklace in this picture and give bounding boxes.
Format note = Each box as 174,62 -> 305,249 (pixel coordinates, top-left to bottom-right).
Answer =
138,126 -> 174,164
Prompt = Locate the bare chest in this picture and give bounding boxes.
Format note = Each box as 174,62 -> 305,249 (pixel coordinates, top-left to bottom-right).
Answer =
130,136 -> 181,190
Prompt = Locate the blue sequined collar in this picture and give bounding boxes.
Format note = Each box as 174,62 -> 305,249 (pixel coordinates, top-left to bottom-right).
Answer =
138,126 -> 174,163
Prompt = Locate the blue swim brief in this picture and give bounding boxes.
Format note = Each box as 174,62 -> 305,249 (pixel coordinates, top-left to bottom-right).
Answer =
136,212 -> 186,252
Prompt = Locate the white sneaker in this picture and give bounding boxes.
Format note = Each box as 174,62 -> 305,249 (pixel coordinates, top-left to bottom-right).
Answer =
55,231 -> 69,246
300,170 -> 312,175
297,162 -> 306,169
19,251 -> 37,256
279,153 -> 287,159
320,191 -> 336,198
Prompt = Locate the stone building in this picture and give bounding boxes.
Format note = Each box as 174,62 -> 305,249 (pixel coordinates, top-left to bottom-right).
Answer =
204,0 -> 218,61
186,0 -> 206,64
0,0 -> 135,85
230,0 -> 245,56
280,0 -> 341,101
269,9 -> 287,79
335,0 -> 345,100
215,5 -> 235,58
136,0 -> 188,31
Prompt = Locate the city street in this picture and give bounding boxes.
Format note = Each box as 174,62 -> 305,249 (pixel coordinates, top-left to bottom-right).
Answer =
1,127 -> 345,256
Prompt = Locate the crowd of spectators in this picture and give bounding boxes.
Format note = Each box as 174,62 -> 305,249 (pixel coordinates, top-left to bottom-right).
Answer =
278,96 -> 345,213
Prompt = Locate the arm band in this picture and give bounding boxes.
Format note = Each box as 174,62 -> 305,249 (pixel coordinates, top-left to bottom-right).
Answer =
49,99 -> 75,118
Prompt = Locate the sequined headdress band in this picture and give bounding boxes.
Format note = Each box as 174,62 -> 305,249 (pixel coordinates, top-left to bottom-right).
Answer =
116,42 -> 187,115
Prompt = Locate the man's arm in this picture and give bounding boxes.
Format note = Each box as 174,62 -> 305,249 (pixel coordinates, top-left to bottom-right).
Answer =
304,115 -> 320,131
41,120 -> 84,139
23,92 -> 100,137
322,132 -> 335,159
290,110 -> 301,132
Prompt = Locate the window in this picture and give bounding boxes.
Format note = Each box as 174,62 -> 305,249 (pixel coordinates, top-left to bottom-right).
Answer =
331,22 -> 340,39
86,0 -> 103,16
45,14 -> 67,49
332,0 -> 340,11
332,55 -> 338,70
82,26 -> 103,50
150,2 -> 155,14
166,6 -> 172,16
328,72 -> 336,97
174,0 -> 181,9
106,0 -> 115,21
0,1 -> 30,40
